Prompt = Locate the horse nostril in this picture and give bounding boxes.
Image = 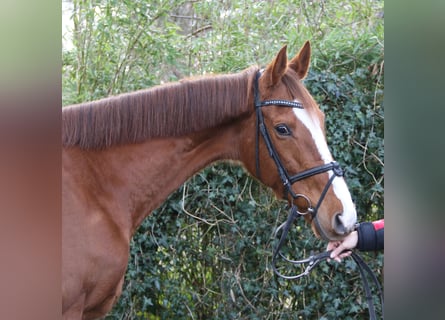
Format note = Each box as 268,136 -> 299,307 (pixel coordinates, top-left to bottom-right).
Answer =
333,213 -> 347,235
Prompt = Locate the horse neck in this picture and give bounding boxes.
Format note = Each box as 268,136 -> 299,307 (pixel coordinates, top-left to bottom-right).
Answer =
75,122 -> 247,236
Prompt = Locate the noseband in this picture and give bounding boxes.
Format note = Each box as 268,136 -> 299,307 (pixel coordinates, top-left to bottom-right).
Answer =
254,70 -> 383,319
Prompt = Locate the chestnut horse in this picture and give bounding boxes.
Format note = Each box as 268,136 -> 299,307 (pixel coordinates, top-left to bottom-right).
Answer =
62,42 -> 357,319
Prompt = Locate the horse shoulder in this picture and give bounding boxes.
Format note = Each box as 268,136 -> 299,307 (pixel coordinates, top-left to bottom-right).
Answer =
62,148 -> 131,319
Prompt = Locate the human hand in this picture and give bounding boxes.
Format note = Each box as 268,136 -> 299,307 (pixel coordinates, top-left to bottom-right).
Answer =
327,230 -> 358,262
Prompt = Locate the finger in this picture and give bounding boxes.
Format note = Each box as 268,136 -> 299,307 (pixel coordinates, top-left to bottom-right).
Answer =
339,251 -> 352,259
326,242 -> 339,251
330,244 -> 341,258
330,244 -> 345,259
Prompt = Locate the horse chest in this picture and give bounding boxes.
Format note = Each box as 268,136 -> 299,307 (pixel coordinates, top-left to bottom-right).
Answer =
75,232 -> 129,319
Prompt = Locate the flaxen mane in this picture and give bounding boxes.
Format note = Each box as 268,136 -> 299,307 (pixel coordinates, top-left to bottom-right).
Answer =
62,67 -> 258,150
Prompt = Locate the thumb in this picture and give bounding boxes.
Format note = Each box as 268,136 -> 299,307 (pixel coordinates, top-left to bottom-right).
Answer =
330,243 -> 346,259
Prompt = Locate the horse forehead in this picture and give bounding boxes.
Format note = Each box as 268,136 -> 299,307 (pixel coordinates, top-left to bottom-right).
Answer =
287,104 -> 322,127
291,107 -> 333,163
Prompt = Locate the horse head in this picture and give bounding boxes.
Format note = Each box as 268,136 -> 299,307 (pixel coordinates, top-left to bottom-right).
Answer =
241,42 -> 357,241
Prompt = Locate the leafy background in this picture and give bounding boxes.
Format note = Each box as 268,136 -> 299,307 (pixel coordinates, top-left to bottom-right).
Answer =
62,0 -> 383,319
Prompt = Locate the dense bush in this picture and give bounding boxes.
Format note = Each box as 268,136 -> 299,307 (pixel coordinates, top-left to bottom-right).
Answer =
63,0 -> 383,318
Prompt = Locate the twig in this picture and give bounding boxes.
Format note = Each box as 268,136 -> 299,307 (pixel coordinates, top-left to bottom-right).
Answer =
187,25 -> 212,38
181,182 -> 216,226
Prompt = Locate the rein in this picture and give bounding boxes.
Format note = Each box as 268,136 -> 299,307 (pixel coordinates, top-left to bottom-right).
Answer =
271,207 -> 384,319
253,70 -> 383,319
272,206 -> 384,320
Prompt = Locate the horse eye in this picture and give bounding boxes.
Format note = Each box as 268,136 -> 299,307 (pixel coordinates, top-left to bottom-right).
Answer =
275,124 -> 292,136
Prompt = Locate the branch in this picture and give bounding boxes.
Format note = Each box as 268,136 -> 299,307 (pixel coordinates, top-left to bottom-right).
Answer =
187,25 -> 212,38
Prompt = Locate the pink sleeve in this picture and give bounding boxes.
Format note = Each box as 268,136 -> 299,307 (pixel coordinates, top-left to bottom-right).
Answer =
372,219 -> 384,231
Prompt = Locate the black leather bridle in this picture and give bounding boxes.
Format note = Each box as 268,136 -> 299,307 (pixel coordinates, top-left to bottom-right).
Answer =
254,70 -> 383,319
253,70 -> 344,238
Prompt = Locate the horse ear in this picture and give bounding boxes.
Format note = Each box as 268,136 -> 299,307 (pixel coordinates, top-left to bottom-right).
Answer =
264,45 -> 288,87
289,41 -> 311,80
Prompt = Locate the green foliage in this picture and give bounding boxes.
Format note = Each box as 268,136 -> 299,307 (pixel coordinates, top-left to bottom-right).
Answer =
63,0 -> 383,318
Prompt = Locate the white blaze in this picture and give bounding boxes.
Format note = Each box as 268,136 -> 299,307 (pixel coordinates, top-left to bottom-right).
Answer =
293,107 -> 357,228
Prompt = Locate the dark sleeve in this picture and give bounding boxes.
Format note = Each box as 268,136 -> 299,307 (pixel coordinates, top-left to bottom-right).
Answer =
356,219 -> 384,251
